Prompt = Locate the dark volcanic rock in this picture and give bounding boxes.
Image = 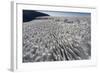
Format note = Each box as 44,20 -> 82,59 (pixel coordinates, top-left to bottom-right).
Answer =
23,10 -> 49,22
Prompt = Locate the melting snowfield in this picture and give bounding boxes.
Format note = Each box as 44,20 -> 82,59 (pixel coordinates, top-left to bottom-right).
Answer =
23,16 -> 91,63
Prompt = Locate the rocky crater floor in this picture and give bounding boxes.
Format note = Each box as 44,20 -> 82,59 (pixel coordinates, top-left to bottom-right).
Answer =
23,16 -> 91,62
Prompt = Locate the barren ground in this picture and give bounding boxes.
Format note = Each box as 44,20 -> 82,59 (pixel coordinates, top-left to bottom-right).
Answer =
23,16 -> 91,62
